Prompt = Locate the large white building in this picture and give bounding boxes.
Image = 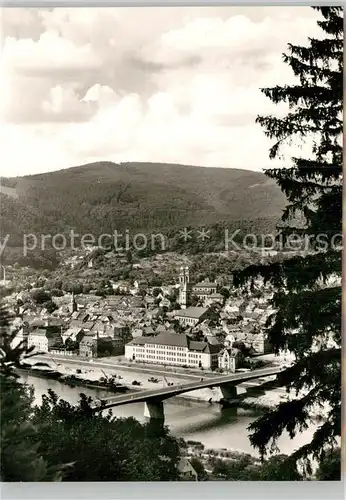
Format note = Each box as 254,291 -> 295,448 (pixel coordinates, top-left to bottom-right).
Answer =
125,331 -> 220,369
27,329 -> 62,353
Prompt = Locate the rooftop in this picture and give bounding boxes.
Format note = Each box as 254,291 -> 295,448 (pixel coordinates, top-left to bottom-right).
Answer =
218,347 -> 241,357
128,331 -> 190,348
29,328 -> 61,339
204,335 -> 222,346
80,334 -> 96,343
189,340 -> 220,354
63,326 -> 84,335
175,307 -> 208,319
193,281 -> 218,288
70,320 -> 95,330
128,331 -> 220,353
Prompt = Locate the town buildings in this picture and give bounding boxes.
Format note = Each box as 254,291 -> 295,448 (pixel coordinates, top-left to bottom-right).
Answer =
178,458 -> 198,481
204,293 -> 224,306
192,280 -> 218,298
178,266 -> 190,309
218,347 -> 244,373
113,322 -> 131,340
62,326 -> 85,345
27,329 -> 63,353
79,335 -> 97,358
125,331 -> 220,369
6,264 -> 276,366
175,307 -> 209,326
177,266 -> 220,307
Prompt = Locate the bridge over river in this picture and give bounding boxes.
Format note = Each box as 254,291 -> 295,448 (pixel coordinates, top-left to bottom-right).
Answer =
94,366 -> 284,422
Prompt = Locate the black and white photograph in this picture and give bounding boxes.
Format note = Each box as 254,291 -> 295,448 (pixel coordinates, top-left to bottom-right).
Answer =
0,5 -> 342,484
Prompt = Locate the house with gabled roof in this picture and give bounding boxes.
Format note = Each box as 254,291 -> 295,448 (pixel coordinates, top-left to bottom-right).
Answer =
156,324 -> 168,334
178,458 -> 198,481
143,326 -> 156,336
79,335 -> 97,358
62,327 -> 85,345
218,347 -> 244,373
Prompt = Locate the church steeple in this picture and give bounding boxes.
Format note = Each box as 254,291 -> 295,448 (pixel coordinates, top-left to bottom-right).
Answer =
178,266 -> 190,309
71,290 -> 77,313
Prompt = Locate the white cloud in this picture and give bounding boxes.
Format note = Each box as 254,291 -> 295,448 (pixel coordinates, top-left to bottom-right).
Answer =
2,32 -> 100,73
159,13 -> 319,54
1,6 -> 322,176
82,84 -> 118,104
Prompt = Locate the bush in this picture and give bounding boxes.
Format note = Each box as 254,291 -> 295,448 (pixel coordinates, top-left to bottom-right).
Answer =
43,300 -> 57,314
31,289 -> 51,304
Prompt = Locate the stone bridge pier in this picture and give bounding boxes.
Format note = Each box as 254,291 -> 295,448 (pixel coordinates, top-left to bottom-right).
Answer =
219,383 -> 247,406
144,400 -> 165,425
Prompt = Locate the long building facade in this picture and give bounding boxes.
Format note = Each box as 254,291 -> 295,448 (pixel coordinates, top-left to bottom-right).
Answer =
125,332 -> 220,369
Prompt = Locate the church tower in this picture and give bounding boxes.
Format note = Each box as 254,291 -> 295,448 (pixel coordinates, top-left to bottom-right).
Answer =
178,266 -> 190,309
71,291 -> 77,313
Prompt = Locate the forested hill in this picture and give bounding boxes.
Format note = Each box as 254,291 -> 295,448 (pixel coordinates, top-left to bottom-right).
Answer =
1,161 -> 286,244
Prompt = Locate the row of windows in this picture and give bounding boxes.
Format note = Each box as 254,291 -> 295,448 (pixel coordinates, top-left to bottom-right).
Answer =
189,358 -> 201,364
181,318 -> 197,325
28,341 -> 48,348
137,354 -> 189,362
132,349 -> 202,359
133,345 -> 187,352
131,347 -> 204,357
134,353 -> 202,366
133,353 -> 202,361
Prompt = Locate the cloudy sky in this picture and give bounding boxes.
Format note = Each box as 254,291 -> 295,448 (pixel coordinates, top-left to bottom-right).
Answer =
1,6 -> 321,177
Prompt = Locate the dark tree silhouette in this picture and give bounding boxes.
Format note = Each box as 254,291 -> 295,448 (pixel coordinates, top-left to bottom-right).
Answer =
234,7 -> 342,475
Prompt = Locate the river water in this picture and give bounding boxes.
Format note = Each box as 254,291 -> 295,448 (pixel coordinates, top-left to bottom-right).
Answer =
21,373 -> 316,457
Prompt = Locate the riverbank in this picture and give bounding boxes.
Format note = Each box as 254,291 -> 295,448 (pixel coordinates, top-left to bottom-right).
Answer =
26,353 -> 328,418
21,358 -> 225,403
239,390 -> 330,419
40,352 -> 219,379
16,366 -> 130,394
20,371 -> 319,459
24,354 -> 287,407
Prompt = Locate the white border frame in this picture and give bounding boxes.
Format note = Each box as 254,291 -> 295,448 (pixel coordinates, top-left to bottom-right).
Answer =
1,1 -> 344,6
1,481 -> 346,499
1,1 -> 344,498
